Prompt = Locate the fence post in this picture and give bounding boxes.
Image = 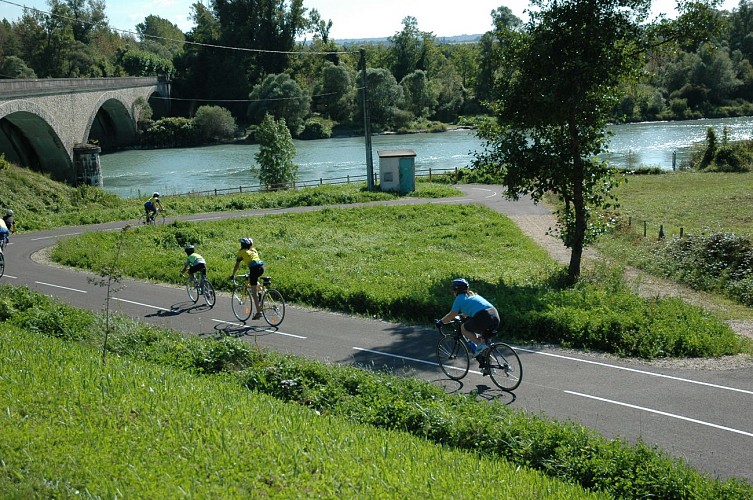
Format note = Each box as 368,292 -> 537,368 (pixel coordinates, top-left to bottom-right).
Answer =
680,227 -> 684,238
240,186 -> 242,194
644,221 -> 647,237
214,188 -> 217,196
429,168 -> 432,182
454,167 -> 458,183
320,178 -> 323,186
658,224 -> 665,240
347,175 -> 350,184
628,216 -> 631,226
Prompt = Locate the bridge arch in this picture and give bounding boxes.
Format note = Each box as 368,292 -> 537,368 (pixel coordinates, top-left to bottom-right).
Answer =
0,99 -> 71,181
0,77 -> 168,185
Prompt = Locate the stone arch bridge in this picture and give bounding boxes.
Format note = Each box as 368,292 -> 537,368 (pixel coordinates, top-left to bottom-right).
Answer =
0,77 -> 169,186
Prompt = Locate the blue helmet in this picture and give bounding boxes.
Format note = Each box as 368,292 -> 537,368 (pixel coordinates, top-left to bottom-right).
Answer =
239,237 -> 253,248
451,278 -> 469,291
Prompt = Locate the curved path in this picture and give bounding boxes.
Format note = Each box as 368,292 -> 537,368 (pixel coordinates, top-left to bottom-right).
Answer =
2,185 -> 752,483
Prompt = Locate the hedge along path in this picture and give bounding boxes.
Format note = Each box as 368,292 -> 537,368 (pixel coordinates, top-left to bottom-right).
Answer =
489,190 -> 753,346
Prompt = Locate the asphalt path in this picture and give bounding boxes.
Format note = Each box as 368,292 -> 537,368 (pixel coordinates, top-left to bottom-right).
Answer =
2,185 -> 752,483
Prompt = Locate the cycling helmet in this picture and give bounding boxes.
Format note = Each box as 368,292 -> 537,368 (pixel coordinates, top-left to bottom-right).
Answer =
5,209 -> 12,216
184,245 -> 195,255
451,278 -> 470,292
239,237 -> 253,248
153,192 -> 160,197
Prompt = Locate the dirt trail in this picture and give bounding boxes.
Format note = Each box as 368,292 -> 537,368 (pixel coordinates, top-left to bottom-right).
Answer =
506,212 -> 753,341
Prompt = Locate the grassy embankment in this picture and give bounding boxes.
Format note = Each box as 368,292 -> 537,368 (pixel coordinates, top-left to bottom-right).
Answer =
2,285 -> 751,498
596,170 -> 753,318
0,160 -> 457,232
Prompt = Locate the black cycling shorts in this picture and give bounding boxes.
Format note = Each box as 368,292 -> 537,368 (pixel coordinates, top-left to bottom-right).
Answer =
189,263 -> 206,275
248,263 -> 264,285
464,308 -> 500,339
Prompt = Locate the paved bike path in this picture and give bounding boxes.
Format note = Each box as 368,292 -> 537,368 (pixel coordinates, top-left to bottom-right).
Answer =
2,185 -> 752,483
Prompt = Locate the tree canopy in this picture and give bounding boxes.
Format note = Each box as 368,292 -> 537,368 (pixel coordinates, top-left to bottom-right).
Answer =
474,0 -> 719,281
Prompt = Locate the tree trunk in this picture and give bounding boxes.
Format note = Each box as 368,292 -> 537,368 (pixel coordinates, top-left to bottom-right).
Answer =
568,116 -> 586,283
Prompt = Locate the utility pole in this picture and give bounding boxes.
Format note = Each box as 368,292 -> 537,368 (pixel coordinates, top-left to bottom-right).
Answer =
360,49 -> 374,191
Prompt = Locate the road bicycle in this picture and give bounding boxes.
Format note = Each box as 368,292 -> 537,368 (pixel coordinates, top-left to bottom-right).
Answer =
435,317 -> 523,391
230,274 -> 285,326
142,208 -> 166,225
185,273 -> 215,308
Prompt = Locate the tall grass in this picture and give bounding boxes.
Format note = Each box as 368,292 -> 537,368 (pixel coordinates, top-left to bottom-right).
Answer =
50,205 -> 751,359
0,326 -> 598,498
2,285 -> 751,498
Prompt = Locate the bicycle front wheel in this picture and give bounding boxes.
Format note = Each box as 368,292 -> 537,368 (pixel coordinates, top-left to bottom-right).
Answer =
486,343 -> 523,391
437,335 -> 470,380
231,284 -> 253,321
261,288 -> 285,326
203,280 -> 216,308
186,278 -> 199,303
0,252 -> 5,279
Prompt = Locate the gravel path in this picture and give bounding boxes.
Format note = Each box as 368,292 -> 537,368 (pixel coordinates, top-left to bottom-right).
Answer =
505,211 -> 753,370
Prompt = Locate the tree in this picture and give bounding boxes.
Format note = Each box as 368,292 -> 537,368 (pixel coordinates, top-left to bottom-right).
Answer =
247,73 -> 311,136
254,113 -> 298,190
356,68 -> 404,130
314,61 -> 356,122
193,105 -> 236,142
0,55 -> 37,78
136,15 -> 185,58
400,70 -> 436,119
473,0 -> 718,282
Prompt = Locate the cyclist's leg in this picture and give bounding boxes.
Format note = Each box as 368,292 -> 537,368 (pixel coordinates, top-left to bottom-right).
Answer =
248,264 -> 264,317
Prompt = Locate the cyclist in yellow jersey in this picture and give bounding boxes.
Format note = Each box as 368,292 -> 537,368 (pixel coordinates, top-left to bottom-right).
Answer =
229,237 -> 265,319
180,245 -> 207,292
144,192 -> 163,221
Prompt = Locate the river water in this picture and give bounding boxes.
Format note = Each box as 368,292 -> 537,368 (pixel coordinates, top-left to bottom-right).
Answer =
100,116 -> 753,198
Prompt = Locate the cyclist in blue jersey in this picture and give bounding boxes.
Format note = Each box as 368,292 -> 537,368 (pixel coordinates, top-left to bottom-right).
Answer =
436,278 -> 500,358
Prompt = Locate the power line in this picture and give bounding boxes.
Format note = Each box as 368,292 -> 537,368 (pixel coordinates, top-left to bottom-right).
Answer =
0,0 -> 360,55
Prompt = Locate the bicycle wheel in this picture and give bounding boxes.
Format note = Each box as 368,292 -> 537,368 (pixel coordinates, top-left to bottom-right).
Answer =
0,252 -> 4,279
186,278 -> 199,303
203,280 -> 216,308
231,283 -> 253,321
486,343 -> 523,391
436,335 -> 470,380
261,288 -> 285,327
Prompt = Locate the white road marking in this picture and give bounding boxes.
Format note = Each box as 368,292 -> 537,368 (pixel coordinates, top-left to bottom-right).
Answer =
112,297 -> 172,311
211,318 -> 306,339
353,347 -> 483,375
1,274 -> 17,279
34,281 -> 87,293
31,232 -> 81,240
566,391 -> 753,438
520,348 -> 753,396
186,216 -> 223,221
470,187 -> 500,198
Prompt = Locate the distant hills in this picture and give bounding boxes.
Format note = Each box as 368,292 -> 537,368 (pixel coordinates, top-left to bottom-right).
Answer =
334,34 -> 484,46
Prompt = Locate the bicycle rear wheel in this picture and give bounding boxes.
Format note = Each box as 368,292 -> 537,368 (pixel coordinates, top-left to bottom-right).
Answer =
203,280 -> 216,308
261,288 -> 285,326
436,335 -> 470,380
186,278 -> 199,303
486,343 -> 523,391
0,252 -> 5,279
231,284 -> 253,321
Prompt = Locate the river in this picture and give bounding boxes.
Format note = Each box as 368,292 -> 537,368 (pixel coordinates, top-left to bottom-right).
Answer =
100,116 -> 753,198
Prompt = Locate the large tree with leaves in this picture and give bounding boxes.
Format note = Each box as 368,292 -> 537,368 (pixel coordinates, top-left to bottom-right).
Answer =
474,0 -> 719,282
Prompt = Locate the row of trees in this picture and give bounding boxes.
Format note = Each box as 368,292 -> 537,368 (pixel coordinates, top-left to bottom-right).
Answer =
7,1 -> 753,138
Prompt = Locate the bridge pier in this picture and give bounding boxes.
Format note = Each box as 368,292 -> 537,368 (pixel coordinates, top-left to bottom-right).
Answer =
74,143 -> 103,187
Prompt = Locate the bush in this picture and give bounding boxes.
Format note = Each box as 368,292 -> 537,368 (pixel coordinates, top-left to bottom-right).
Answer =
141,117 -> 197,148
299,117 -> 333,139
192,105 -> 236,142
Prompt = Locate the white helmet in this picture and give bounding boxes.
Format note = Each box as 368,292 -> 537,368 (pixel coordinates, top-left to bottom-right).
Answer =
5,209 -> 12,216
153,192 -> 160,197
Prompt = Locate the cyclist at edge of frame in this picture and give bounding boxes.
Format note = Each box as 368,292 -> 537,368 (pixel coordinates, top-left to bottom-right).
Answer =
229,237 -> 265,320
436,278 -> 500,363
180,245 -> 207,292
144,192 -> 163,221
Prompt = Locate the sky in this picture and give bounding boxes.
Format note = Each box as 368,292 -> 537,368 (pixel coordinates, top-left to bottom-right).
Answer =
0,0 -> 745,41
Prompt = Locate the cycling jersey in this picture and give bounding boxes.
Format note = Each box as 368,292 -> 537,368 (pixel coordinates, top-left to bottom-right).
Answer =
236,248 -> 263,267
185,253 -> 206,267
451,292 -> 495,317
